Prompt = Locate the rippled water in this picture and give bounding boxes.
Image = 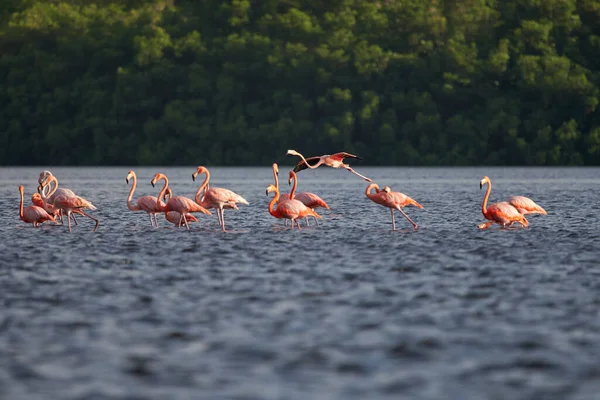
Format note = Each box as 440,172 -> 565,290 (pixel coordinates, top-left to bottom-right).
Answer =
1,166 -> 599,400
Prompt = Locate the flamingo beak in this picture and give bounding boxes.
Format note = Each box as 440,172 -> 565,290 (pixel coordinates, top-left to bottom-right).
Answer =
151,181 -> 156,188
265,189 -> 269,196
479,182 -> 483,189
192,172 -> 197,181
126,178 -> 130,184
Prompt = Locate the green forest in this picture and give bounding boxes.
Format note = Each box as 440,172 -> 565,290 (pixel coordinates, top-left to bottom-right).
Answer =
1,0 -> 600,166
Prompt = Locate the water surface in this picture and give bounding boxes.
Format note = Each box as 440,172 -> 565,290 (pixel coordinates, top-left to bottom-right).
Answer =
1,166 -> 599,400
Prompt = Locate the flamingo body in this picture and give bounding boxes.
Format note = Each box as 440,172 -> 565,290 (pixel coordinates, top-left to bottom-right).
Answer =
366,184 -> 421,230
287,149 -> 372,182
507,196 -> 547,215
165,211 -> 198,226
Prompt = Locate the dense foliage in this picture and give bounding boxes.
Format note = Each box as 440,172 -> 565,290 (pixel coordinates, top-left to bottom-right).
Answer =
1,0 -> 600,165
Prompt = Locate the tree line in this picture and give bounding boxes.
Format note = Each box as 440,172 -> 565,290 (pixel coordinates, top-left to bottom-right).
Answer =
1,0 -> 600,166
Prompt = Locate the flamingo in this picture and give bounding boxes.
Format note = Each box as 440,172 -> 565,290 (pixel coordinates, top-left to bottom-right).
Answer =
39,176 -> 99,232
126,170 -> 162,227
286,149 -> 372,182
366,183 -> 422,230
32,192 -> 85,223
266,182 -> 322,229
18,185 -> 56,227
162,188 -> 199,227
192,166 -> 249,231
479,176 -> 528,229
151,173 -> 211,230
507,196 -> 547,216
37,171 -> 78,225
286,170 -> 329,226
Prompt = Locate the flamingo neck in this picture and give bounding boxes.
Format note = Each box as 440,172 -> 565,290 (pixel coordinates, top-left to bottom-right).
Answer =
272,165 -> 279,191
19,189 -> 25,221
155,176 -> 169,212
127,174 -> 141,211
289,173 -> 297,199
268,189 -> 280,217
482,180 -> 491,216
295,151 -> 318,169
195,170 -> 210,204
365,183 -> 380,197
42,177 -> 58,206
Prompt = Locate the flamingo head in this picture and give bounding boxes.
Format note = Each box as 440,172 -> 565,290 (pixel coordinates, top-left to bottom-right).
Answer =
192,166 -> 208,182
163,188 -> 173,201
18,185 -> 24,194
266,184 -> 277,196
151,173 -> 165,188
288,170 -> 297,186
31,193 -> 43,206
38,170 -> 52,185
125,170 -> 135,184
479,176 -> 490,189
382,186 -> 392,193
272,163 -> 279,176
286,149 -> 300,157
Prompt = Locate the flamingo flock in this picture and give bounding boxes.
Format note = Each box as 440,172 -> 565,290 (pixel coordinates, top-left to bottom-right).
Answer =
16,150 -> 548,232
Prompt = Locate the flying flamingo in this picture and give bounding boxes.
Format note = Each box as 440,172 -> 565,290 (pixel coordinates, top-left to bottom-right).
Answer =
162,188 -> 199,227
39,176 -> 99,232
366,183 -> 423,230
151,173 -> 211,230
192,166 -> 249,231
18,185 -> 56,227
126,170 -> 162,227
37,171 -> 78,225
286,149 -> 372,182
286,170 -> 329,226
479,176 -> 528,229
266,182 -> 322,229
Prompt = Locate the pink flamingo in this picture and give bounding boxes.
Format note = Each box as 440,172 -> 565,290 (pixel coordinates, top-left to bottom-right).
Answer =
37,172 -> 78,225
366,183 -> 423,230
479,176 -> 528,229
126,170 -> 162,227
286,149 -> 372,182
151,173 -> 211,230
18,185 -> 56,227
266,182 -> 322,229
32,192 -> 85,223
507,196 -> 547,216
192,166 -> 249,231
40,176 -> 99,232
162,188 -> 199,227
286,170 -> 329,226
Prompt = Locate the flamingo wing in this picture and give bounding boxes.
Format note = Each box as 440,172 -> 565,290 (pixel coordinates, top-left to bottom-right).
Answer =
507,196 -> 546,215
171,196 -> 212,215
294,192 -> 329,209
23,206 -> 55,224
276,199 -> 308,219
390,191 -> 423,209
331,152 -> 362,161
137,196 -> 160,213
206,188 -> 249,206
368,192 -> 397,209
292,156 -> 321,173
487,201 -> 524,223
54,194 -> 97,210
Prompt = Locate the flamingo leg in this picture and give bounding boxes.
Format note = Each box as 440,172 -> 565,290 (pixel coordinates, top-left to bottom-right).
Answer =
305,217 -> 310,226
344,166 -> 372,182
149,213 -> 155,227
390,209 -> 396,231
78,210 -> 99,232
71,213 -> 78,225
478,221 -> 494,230
397,207 -> 418,230
220,209 -> 226,231
67,210 -> 72,232
313,215 -> 319,226
153,213 -> 159,227
183,213 -> 190,230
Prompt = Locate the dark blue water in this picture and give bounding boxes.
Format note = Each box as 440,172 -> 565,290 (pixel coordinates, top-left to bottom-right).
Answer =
1,166 -> 599,400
